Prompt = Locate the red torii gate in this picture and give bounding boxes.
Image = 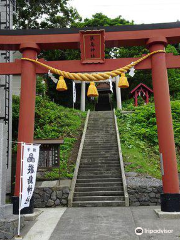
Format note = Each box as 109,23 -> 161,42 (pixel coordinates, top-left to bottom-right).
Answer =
1,22 -> 180,212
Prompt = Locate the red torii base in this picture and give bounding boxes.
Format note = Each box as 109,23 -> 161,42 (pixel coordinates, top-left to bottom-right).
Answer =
0,23 -> 180,213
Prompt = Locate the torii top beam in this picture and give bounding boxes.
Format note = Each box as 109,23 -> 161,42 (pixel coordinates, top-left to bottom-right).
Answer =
1,22 -> 180,75
1,22 -> 180,50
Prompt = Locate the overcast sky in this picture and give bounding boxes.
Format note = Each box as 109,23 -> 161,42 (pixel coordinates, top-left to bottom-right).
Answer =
70,0 -> 180,24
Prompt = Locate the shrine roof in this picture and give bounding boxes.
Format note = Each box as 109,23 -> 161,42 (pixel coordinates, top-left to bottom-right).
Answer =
130,83 -> 153,94
97,82 -> 111,92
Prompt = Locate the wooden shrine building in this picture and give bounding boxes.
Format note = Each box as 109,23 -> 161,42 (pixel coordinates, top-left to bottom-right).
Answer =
130,83 -> 153,106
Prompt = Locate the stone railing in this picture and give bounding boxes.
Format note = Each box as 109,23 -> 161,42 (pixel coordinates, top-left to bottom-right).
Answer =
68,110 -> 90,207
113,109 -> 129,206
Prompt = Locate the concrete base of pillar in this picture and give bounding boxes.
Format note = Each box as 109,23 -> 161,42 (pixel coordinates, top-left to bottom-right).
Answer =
23,208 -> 43,221
0,204 -> 13,218
154,209 -> 180,219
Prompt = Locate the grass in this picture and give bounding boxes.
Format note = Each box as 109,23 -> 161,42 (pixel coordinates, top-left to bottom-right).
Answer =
116,100 -> 180,179
12,95 -> 86,180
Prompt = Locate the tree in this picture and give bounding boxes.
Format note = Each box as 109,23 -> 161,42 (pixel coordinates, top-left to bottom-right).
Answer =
72,13 -> 133,28
14,0 -> 81,29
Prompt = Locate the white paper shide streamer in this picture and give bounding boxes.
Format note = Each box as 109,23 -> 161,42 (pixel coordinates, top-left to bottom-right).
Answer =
129,63 -> 135,77
48,70 -> 58,83
109,77 -> 113,93
20,144 -> 40,210
73,81 -> 76,103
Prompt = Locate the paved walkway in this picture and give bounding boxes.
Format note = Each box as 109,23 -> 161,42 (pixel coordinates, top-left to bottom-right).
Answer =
18,207 -> 180,240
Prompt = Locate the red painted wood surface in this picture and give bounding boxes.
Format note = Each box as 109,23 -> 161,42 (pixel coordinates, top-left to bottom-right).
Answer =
80,30 -> 105,63
14,45 -> 39,196
0,54 -> 180,75
150,42 -> 179,194
1,26 -> 180,50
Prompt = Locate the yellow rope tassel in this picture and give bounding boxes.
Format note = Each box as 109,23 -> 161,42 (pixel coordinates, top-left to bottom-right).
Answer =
87,82 -> 99,97
21,50 -> 165,82
56,76 -> 68,91
118,73 -> 129,88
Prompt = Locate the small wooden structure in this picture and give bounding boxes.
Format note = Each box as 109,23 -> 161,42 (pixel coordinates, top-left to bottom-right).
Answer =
130,83 -> 153,106
33,139 -> 64,168
33,139 -> 64,182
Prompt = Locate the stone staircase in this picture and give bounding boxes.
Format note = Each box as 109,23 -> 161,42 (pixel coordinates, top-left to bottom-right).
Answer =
72,111 -> 126,207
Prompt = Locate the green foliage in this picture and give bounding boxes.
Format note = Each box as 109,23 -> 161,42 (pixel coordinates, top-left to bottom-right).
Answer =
116,101 -> 180,178
45,138 -> 76,179
12,95 -> 86,179
36,75 -> 47,96
14,0 -> 81,29
72,13 -> 133,28
12,95 -> 86,140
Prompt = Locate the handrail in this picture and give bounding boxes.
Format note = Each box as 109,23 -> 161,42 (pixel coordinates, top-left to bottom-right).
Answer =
68,110 -> 90,207
113,109 -> 129,206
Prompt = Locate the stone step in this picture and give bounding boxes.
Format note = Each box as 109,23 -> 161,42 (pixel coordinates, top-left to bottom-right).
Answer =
82,151 -> 118,154
74,191 -> 124,197
80,156 -> 119,159
77,174 -> 121,179
85,140 -> 116,142
87,122 -> 114,124
84,139 -> 117,141
75,182 -> 123,187
82,148 -> 118,151
79,165 -> 120,172
81,158 -> 119,162
88,120 -> 114,123
78,171 -> 121,176
82,149 -> 118,152
87,126 -> 115,128
73,196 -> 125,202
76,178 -> 122,183
81,157 -> 119,164
85,135 -> 116,137
80,164 -> 120,168
81,155 -> 118,159
82,150 -> 118,153
75,186 -> 123,192
86,130 -> 115,133
83,146 -> 118,149
82,148 -> 117,151
82,152 -> 118,156
80,162 -> 120,166
78,170 -> 121,175
81,155 -> 118,158
72,201 -> 125,207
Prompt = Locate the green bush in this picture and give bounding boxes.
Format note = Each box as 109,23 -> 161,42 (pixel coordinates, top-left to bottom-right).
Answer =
116,101 -> 180,178
12,95 -> 86,179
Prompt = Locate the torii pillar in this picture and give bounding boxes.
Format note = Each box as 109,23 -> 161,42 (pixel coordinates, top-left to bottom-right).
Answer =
147,37 -> 180,212
13,43 -> 40,214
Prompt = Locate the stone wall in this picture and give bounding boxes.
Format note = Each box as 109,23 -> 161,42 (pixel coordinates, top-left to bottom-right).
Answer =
33,180 -> 71,208
126,173 -> 162,206
0,216 -> 25,240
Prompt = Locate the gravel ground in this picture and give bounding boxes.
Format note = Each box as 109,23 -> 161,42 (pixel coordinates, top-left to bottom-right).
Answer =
127,175 -> 162,187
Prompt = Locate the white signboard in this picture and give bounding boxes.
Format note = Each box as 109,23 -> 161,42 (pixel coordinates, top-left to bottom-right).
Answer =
20,143 -> 40,210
